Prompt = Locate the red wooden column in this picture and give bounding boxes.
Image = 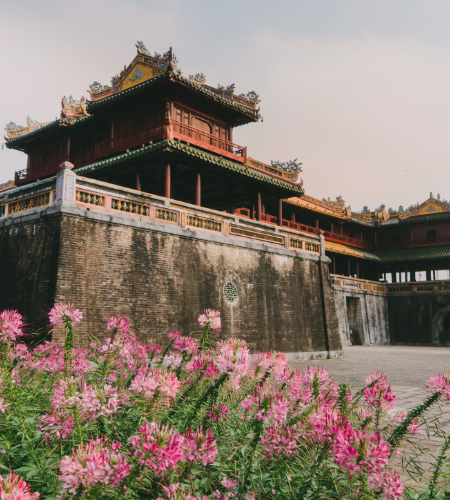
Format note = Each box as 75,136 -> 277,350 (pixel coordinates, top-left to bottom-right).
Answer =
277,198 -> 283,226
315,219 -> 319,233
164,164 -> 171,199
66,137 -> 71,161
356,261 -> 360,279
332,256 -> 336,275
195,172 -> 201,206
256,192 -> 262,221
348,258 -> 351,277
136,171 -> 141,191
291,212 -> 296,223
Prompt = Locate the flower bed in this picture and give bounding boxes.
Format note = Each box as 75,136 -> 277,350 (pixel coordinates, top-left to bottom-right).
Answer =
0,305 -> 449,499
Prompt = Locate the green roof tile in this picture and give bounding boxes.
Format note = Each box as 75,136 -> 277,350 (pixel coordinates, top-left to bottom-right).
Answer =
376,245 -> 450,263
74,140 -> 303,195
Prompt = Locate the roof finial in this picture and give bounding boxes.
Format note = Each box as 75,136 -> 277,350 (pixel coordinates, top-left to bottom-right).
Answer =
167,47 -> 174,72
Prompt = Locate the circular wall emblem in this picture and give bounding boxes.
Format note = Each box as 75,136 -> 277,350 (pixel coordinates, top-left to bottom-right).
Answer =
223,281 -> 239,306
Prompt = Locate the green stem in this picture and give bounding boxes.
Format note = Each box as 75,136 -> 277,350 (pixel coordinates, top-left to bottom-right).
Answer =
388,392 -> 441,449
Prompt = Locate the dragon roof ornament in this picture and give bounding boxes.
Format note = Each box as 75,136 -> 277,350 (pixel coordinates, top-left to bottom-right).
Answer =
61,95 -> 88,120
189,73 -> 206,84
4,117 -> 50,141
270,158 -> 303,173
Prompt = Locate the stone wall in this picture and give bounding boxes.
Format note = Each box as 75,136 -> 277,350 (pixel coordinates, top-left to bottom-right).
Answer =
333,287 -> 390,346
0,204 -> 343,359
0,213 -> 61,338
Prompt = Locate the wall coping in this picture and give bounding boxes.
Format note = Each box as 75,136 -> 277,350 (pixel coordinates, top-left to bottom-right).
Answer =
0,202 -> 331,263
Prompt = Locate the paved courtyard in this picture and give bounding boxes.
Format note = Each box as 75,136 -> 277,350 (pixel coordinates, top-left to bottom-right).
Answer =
290,346 -> 450,488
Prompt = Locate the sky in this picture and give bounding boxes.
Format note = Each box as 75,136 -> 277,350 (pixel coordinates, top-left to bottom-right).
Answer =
1,0 -> 450,212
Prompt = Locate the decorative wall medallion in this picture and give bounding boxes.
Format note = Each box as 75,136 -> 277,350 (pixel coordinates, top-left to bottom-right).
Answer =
223,281 -> 239,306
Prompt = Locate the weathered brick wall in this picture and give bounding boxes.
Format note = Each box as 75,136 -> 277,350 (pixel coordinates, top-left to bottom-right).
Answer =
0,209 -> 342,356
0,214 -> 61,337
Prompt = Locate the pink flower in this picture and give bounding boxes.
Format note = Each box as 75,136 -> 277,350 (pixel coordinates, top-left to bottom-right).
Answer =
0,310 -> 24,341
39,411 -> 75,441
48,303 -> 82,328
131,372 -> 160,398
169,332 -> 199,355
221,475 -> 238,489
129,421 -> 185,474
426,374 -> 450,400
198,309 -> 221,332
208,404 -> 229,422
106,315 -> 129,335
215,338 -> 250,378
368,470 -> 405,500
0,398 -> 9,413
267,397 -> 288,423
182,427 -> 218,465
59,437 -> 130,494
0,472 -> 39,500
332,424 -> 390,478
261,425 -> 297,458
163,352 -> 183,368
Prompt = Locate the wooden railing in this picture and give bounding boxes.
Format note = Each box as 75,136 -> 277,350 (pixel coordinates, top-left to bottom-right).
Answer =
234,208 -> 372,249
15,120 -> 249,185
172,120 -> 246,163
94,124 -> 165,160
15,155 -> 69,185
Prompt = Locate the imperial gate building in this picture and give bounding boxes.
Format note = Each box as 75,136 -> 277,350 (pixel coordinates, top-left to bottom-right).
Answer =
1,43 -> 450,353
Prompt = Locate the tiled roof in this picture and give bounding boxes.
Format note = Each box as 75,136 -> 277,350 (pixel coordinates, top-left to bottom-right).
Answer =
401,211 -> 450,224
376,245 -> 450,263
6,116 -> 95,146
378,216 -> 399,226
348,216 -> 374,227
86,72 -> 260,120
74,140 -> 303,195
325,241 -> 380,261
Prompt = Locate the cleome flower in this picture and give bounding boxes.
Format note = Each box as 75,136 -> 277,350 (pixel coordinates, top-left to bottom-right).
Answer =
215,338 -> 250,378
0,309 -> 24,342
198,309 -> 221,332
129,421 -> 185,474
0,471 -> 40,500
59,437 -> 130,495
48,302 -> 82,328
182,426 -> 218,466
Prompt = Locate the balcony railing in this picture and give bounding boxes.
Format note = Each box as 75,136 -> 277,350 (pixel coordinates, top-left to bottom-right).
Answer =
94,123 -> 165,160
15,155 -> 70,185
234,208 -> 372,249
15,120 -> 249,185
172,120 -> 246,163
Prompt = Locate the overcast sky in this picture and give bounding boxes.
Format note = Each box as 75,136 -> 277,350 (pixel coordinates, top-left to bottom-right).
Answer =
1,0 -> 450,211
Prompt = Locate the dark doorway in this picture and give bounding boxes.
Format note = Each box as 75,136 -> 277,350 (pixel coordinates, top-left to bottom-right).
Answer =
346,297 -> 364,345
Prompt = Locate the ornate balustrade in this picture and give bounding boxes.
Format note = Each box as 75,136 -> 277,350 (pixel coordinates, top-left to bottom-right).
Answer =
172,120 -> 246,163
244,157 -> 298,182
387,280 -> 450,293
330,275 -> 387,293
330,275 -> 450,294
1,176 -> 323,257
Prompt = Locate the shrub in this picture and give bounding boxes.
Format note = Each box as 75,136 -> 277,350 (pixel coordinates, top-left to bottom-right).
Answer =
0,303 -> 449,499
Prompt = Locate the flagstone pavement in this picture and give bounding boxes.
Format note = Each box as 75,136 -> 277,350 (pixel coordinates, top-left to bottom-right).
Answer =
289,346 -> 450,489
